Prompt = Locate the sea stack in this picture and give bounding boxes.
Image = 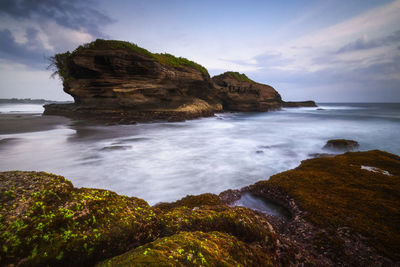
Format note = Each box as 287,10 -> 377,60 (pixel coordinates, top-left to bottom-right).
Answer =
44,39 -> 316,123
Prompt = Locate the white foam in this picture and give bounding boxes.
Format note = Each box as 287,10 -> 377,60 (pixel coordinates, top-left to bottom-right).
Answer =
361,165 -> 392,176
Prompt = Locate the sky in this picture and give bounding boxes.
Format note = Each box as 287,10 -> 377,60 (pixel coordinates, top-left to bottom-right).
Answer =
0,0 -> 399,102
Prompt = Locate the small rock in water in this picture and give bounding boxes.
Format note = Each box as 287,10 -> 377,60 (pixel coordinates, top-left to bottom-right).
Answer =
255,150 -> 264,154
323,139 -> 359,151
100,145 -> 132,151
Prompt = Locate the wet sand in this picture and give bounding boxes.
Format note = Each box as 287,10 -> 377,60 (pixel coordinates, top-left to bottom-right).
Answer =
0,114 -> 70,134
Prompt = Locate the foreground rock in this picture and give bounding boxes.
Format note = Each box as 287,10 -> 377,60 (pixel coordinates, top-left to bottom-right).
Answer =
222,150 -> 400,266
3,151 -> 397,266
323,139 -> 359,151
0,171 -> 159,266
45,39 -> 315,123
0,174 -> 282,266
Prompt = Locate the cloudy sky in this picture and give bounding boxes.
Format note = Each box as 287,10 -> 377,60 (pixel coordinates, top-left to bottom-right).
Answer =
0,0 -> 399,102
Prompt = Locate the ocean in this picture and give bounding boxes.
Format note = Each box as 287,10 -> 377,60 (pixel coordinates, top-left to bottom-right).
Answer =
0,103 -> 399,205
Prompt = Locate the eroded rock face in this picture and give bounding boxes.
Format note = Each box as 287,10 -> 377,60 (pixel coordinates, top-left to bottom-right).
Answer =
212,72 -> 282,111
65,50 -> 215,110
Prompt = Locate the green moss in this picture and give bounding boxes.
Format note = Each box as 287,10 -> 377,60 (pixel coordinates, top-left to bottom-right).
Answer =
96,231 -> 274,267
223,71 -> 254,83
50,39 -> 209,81
0,171 -> 160,266
259,150 -> 400,260
153,193 -> 224,211
157,205 -> 275,246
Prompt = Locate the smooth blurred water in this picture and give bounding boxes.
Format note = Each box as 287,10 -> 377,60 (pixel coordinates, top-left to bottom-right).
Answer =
0,103 -> 399,205
0,103 -> 44,114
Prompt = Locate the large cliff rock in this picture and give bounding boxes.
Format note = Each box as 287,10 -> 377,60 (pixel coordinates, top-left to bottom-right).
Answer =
45,39 -> 316,122
45,39 -> 221,122
212,72 -> 282,111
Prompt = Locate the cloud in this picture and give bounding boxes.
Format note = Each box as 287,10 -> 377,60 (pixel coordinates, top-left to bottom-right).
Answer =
0,0 -> 113,68
0,29 -> 48,67
0,0 -> 113,37
337,30 -> 400,53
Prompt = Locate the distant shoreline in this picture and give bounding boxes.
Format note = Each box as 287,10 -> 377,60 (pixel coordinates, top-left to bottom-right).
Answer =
0,98 -> 72,104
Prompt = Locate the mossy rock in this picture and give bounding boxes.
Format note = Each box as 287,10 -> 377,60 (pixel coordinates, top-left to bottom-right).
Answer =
262,150 -> 400,261
0,171 -> 159,266
153,193 -> 224,211
158,205 -> 276,248
96,231 -> 274,267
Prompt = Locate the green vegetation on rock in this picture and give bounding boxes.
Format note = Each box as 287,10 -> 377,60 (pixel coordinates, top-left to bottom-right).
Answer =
0,172 -> 280,266
260,150 -> 400,261
96,231 -> 274,267
223,71 -> 254,83
49,39 -> 209,82
0,171 -> 159,266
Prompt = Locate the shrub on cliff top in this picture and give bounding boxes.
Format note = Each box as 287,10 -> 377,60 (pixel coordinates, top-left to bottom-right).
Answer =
49,39 -> 209,81
224,71 -> 254,83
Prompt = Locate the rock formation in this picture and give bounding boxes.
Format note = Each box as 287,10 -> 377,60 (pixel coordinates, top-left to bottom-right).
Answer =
212,72 -> 282,111
45,39 -> 316,123
282,101 -> 317,107
323,139 -> 359,151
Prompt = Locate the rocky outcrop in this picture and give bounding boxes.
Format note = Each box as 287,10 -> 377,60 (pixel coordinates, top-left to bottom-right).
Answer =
282,101 -> 317,107
323,139 -> 359,151
221,150 -> 400,266
45,39 -> 316,123
0,172 -> 282,266
212,72 -> 282,111
46,39 -> 221,122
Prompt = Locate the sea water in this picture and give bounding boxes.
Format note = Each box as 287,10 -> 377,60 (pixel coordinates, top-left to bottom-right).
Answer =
0,103 -> 399,205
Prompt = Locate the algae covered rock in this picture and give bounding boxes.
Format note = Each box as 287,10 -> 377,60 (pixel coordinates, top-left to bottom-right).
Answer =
153,193 -> 224,211
247,150 -> 400,264
96,231 -> 274,267
0,171 -> 159,266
